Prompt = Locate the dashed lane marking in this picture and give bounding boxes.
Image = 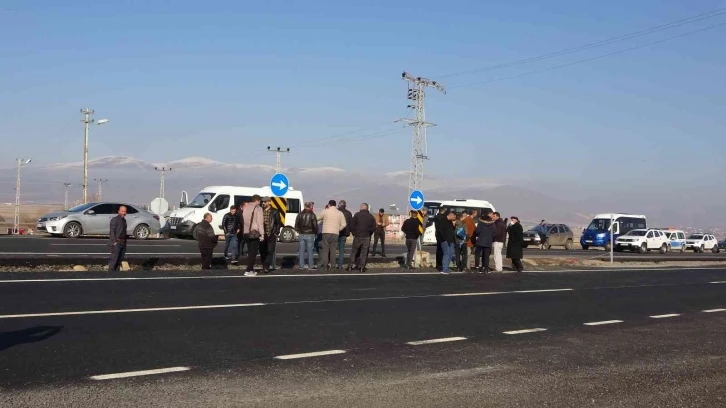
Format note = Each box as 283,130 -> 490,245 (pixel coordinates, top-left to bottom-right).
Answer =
711,281 -> 726,284
274,350 -> 346,360
583,320 -> 623,326
441,288 -> 572,297
406,337 -> 467,346
90,366 -> 190,380
702,308 -> 726,313
503,328 -> 547,335
0,303 -> 266,319
649,313 -> 681,319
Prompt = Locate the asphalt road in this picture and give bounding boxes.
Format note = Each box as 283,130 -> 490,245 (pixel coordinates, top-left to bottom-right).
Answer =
1,267 -> 725,407
2,236 -> 726,261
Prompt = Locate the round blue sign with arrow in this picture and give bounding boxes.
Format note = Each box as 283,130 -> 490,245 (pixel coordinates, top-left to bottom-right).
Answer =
409,190 -> 425,211
270,173 -> 290,197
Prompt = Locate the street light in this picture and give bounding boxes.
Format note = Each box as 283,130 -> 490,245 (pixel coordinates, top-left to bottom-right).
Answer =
80,109 -> 109,203
13,158 -> 32,234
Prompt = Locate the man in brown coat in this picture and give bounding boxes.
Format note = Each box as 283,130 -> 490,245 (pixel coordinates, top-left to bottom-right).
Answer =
371,208 -> 390,257
463,209 -> 477,271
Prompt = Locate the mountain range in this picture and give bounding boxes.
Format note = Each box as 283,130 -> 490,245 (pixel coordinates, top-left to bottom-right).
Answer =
1,156 -> 720,229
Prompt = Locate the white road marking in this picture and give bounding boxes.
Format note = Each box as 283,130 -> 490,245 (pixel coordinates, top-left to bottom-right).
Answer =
702,308 -> 726,313
711,281 -> 726,284
440,291 -> 507,297
513,288 -> 573,294
0,303 -> 266,319
503,328 -> 547,335
90,366 -> 190,380
274,350 -> 346,360
649,313 -> 681,319
583,320 -> 623,326
406,337 -> 467,346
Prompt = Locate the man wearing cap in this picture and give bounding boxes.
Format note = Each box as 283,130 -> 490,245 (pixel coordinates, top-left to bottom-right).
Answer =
317,199 -> 347,272
259,196 -> 282,274
371,208 -> 390,257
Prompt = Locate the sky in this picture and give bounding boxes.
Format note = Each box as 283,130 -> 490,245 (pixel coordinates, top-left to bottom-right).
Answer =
1,0 -> 725,190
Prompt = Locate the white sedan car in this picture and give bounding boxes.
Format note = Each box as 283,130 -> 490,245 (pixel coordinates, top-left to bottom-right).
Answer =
685,234 -> 719,253
614,229 -> 670,254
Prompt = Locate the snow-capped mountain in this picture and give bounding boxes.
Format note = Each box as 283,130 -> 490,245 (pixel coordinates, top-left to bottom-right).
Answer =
41,156 -> 155,171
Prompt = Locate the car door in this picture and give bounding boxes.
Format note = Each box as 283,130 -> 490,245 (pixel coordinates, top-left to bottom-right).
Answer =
547,226 -> 559,246
645,230 -> 655,249
557,225 -> 568,245
123,205 -> 140,234
84,203 -> 116,234
208,194 -> 230,235
707,235 -> 716,249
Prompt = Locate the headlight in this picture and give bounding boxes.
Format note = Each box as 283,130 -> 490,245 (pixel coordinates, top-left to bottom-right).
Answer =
49,216 -> 67,221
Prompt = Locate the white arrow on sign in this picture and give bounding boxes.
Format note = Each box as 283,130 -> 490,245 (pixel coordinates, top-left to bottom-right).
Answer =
271,180 -> 287,190
411,195 -> 422,205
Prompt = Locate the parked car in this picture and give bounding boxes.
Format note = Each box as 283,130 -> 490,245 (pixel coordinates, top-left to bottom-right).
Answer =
522,223 -> 575,250
718,238 -> 726,251
685,234 -> 719,253
660,229 -> 687,253
37,202 -> 161,239
614,228 -> 669,254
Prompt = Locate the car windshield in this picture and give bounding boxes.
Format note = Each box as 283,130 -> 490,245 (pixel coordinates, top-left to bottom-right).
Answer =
67,203 -> 96,213
586,219 -> 611,231
688,234 -> 704,240
625,230 -> 647,237
187,192 -> 216,208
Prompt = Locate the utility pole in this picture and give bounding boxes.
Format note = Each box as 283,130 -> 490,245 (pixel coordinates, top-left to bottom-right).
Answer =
80,108 -> 109,203
267,146 -> 290,174
398,72 -> 445,208
94,178 -> 108,201
13,158 -> 32,234
154,167 -> 172,200
63,183 -> 72,209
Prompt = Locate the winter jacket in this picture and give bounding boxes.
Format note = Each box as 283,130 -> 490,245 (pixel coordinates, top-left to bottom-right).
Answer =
195,219 -> 218,249
474,218 -> 495,248
339,207 -> 354,237
222,212 -> 240,234
295,209 -> 317,235
242,204 -> 264,237
318,207 -> 347,235
401,218 -> 421,240
433,212 -> 448,241
263,207 -> 282,237
374,213 -> 390,229
463,216 -> 476,248
493,218 -> 507,243
349,209 -> 376,238
109,215 -> 127,245
438,217 -> 456,244
506,223 -> 524,260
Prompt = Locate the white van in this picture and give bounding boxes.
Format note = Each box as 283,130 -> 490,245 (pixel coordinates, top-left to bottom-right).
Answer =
422,199 -> 496,245
167,186 -> 304,242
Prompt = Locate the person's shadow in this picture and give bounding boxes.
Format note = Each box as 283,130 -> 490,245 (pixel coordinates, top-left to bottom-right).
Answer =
0,326 -> 63,352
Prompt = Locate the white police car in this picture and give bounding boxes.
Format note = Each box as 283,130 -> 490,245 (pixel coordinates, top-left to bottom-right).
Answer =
661,229 -> 686,253
685,234 -> 719,253
614,228 -> 669,254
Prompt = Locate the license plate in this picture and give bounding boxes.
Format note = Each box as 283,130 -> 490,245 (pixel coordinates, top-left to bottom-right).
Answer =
585,240 -> 592,243
170,226 -> 177,230
36,223 -> 42,228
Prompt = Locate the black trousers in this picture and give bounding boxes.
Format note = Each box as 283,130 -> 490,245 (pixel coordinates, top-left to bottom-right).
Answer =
511,258 -> 524,272
455,245 -> 467,271
372,228 -> 386,255
436,240 -> 443,269
475,246 -> 492,271
259,235 -> 277,270
246,238 -> 261,271
108,243 -> 126,271
238,235 -> 248,258
350,236 -> 371,268
200,247 -> 214,270
405,238 -> 417,267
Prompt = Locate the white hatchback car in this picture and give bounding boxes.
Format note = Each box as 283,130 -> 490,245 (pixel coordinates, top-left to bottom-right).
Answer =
614,228 -> 670,254
685,234 -> 719,253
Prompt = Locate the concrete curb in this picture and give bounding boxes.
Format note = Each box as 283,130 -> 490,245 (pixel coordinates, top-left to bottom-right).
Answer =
594,256 -> 726,263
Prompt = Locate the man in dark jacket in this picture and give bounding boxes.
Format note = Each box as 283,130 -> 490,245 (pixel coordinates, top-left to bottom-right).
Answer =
492,212 -> 507,272
196,212 -> 218,270
295,201 -> 317,269
439,212 -> 457,274
401,210 -> 422,269
259,197 -> 282,274
433,209 -> 448,271
337,200 -> 354,269
506,216 -> 525,273
347,203 -> 376,272
474,212 -> 496,273
108,205 -> 128,272
222,205 -> 240,263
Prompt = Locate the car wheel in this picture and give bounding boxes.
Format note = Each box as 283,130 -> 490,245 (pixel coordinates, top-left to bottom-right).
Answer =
605,242 -> 612,252
544,239 -> 551,250
63,222 -> 83,238
581,245 -> 589,250
659,244 -> 667,254
133,224 -> 151,240
712,246 -> 719,254
565,239 -> 573,250
680,246 -> 685,253
638,243 -> 647,254
280,227 -> 295,243
700,245 -> 705,253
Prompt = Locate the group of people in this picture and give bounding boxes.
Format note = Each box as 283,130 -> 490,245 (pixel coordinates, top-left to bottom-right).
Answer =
432,208 -> 524,274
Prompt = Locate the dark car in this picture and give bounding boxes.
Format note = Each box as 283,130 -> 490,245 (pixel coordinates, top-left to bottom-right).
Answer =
522,223 -> 575,250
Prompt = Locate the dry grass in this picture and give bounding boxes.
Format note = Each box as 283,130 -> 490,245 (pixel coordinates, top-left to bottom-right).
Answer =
0,204 -> 62,234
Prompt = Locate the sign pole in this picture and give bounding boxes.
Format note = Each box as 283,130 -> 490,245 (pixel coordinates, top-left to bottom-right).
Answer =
610,214 -> 614,264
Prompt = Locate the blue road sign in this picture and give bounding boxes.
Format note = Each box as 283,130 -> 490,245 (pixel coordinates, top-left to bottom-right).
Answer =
409,190 -> 425,210
270,173 -> 290,197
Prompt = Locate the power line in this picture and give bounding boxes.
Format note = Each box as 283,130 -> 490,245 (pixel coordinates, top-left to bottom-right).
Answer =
435,7 -> 726,80
449,21 -> 726,90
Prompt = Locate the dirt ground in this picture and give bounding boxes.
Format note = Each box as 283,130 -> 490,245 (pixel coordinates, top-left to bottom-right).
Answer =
0,204 -> 62,234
